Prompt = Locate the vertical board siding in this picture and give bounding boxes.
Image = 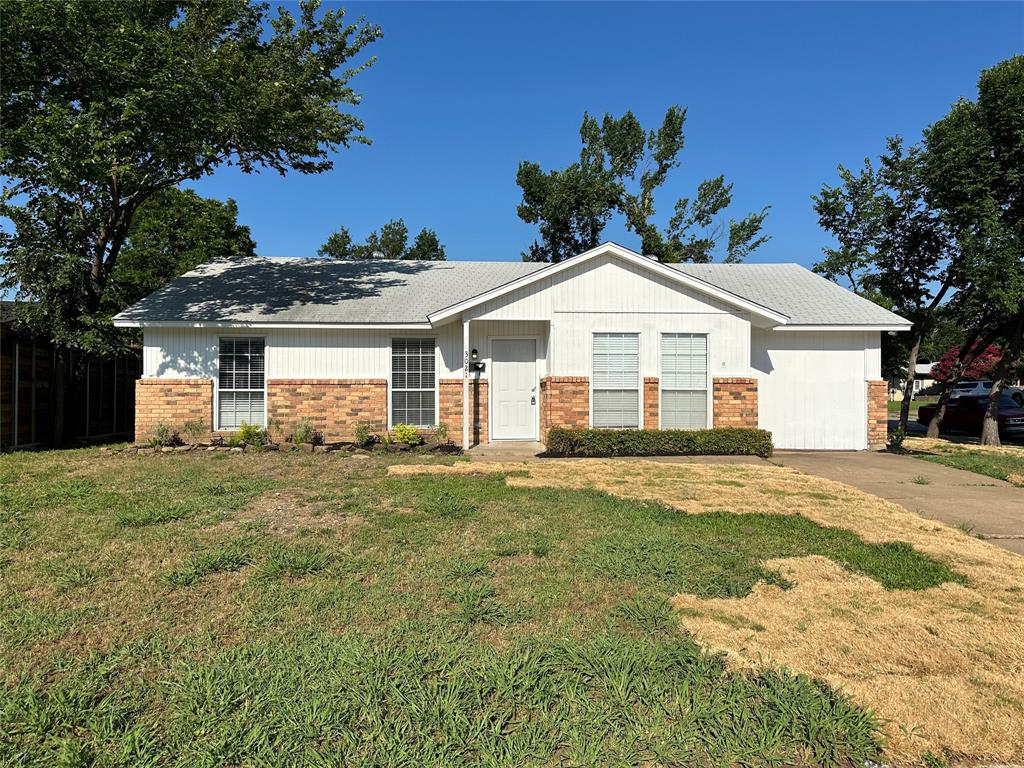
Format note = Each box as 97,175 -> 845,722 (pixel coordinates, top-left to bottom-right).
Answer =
752,329 -> 867,450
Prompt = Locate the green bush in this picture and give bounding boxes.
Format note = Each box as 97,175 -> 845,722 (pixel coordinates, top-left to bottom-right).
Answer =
353,422 -> 376,448
545,427 -> 773,458
148,423 -> 182,448
292,417 -> 323,446
392,423 -> 420,445
181,418 -> 207,442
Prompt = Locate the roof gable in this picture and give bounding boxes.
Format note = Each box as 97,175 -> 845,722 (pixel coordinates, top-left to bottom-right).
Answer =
426,243 -> 790,327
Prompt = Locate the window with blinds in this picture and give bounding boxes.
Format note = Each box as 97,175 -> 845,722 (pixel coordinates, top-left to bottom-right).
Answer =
592,332 -> 640,428
218,337 -> 265,429
391,338 -> 436,426
660,333 -> 708,429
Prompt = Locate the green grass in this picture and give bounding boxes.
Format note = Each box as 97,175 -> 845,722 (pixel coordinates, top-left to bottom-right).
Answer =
913,446 -> 1024,486
888,396 -> 937,416
0,449 -> 967,766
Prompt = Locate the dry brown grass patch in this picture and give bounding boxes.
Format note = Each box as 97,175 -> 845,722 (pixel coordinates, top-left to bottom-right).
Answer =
390,459 -> 1024,764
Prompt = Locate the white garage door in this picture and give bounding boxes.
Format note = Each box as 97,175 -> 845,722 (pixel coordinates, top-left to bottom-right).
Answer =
753,330 -> 872,450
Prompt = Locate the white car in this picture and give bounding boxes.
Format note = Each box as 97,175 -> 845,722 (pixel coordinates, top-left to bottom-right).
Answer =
950,380 -> 995,399
949,380 -> 1023,400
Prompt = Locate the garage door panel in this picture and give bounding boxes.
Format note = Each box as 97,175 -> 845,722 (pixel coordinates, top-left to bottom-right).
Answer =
753,330 -> 867,450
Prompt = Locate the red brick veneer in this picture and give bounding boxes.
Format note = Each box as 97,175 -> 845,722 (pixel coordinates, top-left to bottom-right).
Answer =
439,378 -> 488,446
540,376 -> 590,438
135,378 -> 212,443
644,377 -> 659,429
712,377 -> 759,428
867,379 -> 888,448
267,379 -> 387,442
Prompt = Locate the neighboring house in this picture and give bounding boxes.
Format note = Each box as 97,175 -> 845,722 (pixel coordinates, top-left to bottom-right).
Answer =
113,243 -> 910,450
1,301 -> 140,450
889,362 -> 937,401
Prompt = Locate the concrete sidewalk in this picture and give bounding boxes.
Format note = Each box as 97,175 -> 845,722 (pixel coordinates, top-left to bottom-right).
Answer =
774,450 -> 1024,555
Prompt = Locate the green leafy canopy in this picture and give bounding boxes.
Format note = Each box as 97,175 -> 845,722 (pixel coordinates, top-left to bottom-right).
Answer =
0,0 -> 382,353
517,107 -> 770,263
318,219 -> 446,260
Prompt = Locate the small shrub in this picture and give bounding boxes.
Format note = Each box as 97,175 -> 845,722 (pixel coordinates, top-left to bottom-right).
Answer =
887,427 -> 906,451
393,423 -> 420,445
237,422 -> 269,448
182,419 -> 207,443
433,422 -> 449,444
225,433 -> 244,448
353,422 -> 377,448
148,423 -> 183,448
291,418 -> 323,446
545,427 -> 773,458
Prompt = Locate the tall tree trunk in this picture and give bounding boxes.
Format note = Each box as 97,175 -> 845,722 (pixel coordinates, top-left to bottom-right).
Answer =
981,358 -> 1007,446
898,332 -> 924,432
982,313 -> 1024,445
926,329 -> 996,438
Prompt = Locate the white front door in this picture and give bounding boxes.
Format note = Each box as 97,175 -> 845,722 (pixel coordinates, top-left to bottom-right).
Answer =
491,339 -> 537,440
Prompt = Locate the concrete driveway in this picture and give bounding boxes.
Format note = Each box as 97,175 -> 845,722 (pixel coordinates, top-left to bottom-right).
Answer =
775,450 -> 1024,555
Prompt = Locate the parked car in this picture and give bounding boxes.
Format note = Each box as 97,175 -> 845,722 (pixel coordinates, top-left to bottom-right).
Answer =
949,380 -> 995,399
917,390 -> 1024,437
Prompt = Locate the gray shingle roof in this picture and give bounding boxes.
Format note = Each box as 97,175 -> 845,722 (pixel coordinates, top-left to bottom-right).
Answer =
114,254 -> 908,327
115,257 -> 544,324
671,262 -> 907,326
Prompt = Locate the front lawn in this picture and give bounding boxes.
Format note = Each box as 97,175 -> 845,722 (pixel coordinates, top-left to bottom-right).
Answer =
1,450 -> 1020,765
904,436 -> 1024,486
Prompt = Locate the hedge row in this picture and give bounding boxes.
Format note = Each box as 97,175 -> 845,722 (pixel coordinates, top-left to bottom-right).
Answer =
545,427 -> 773,458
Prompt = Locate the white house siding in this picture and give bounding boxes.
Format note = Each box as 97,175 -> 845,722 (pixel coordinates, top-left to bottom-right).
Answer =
142,322 -> 548,381
752,329 -> 880,450
465,254 -> 752,379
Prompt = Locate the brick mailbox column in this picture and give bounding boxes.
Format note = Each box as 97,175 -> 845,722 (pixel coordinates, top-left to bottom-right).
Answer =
712,378 -> 758,428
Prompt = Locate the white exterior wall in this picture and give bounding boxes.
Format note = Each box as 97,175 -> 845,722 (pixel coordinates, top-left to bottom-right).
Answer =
467,254 -> 752,378
142,321 -> 548,381
753,329 -> 879,450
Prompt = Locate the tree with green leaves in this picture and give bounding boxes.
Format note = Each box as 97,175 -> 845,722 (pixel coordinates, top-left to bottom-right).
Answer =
516,107 -> 770,263
921,55 -> 1024,444
318,219 -> 446,260
0,0 -> 381,357
106,188 -> 256,311
814,137 -> 955,434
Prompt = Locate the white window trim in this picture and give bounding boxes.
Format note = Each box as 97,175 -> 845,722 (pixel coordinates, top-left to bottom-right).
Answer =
658,331 -> 712,431
387,336 -> 439,429
589,331 -> 643,430
214,334 -> 268,432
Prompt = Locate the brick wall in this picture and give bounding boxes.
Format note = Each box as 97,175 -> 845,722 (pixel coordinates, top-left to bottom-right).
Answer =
135,378 -> 212,443
867,379 -> 888,448
267,379 -> 386,442
439,378 -> 488,445
540,376 -> 589,438
712,377 -> 758,428
644,377 -> 659,429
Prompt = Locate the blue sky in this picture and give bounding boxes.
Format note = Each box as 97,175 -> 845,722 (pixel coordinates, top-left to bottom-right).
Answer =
190,1 -> 1023,266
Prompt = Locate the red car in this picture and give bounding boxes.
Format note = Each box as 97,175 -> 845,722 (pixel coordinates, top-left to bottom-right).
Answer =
917,390 -> 1024,438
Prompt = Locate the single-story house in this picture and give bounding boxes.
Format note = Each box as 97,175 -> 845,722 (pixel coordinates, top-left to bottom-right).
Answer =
113,242 -> 911,450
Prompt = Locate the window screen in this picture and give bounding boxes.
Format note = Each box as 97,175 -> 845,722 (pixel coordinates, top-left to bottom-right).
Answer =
592,333 -> 640,428
660,333 -> 707,429
391,338 -> 436,426
218,337 -> 265,429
